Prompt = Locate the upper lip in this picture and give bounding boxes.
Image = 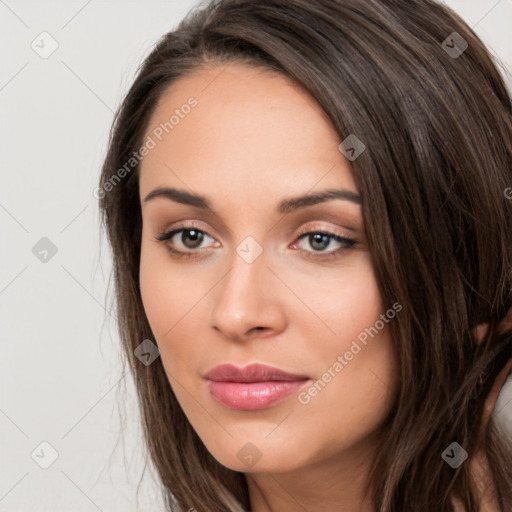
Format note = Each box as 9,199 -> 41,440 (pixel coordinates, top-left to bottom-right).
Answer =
203,363 -> 309,383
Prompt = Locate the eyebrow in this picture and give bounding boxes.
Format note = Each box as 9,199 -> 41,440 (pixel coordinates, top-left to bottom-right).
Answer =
143,187 -> 361,214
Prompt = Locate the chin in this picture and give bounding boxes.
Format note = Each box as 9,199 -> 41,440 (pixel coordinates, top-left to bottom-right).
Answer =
202,436 -> 313,474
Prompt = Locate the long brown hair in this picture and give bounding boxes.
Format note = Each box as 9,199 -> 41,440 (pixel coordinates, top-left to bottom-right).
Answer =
98,0 -> 512,510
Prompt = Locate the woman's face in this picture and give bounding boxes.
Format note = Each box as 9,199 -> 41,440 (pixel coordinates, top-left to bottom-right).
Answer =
138,62 -> 398,474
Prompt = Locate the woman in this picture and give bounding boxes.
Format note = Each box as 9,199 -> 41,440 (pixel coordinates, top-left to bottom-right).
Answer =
97,0 -> 512,510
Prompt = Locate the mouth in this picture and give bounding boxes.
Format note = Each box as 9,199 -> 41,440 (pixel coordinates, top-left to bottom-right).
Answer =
203,363 -> 311,411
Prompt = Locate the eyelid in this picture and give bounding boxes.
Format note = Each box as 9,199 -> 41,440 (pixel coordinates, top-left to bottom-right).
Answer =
154,219 -> 358,262
157,219 -> 354,244
159,219 -> 216,239
293,221 -> 356,240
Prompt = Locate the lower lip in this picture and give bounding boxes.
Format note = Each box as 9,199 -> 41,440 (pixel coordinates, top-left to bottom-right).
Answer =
207,380 -> 309,410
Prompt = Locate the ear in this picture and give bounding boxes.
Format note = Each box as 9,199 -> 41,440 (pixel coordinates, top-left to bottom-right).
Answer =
474,308 -> 512,342
474,322 -> 489,343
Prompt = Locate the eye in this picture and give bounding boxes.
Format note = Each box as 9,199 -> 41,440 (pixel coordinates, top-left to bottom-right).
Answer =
153,223 -> 357,260
291,230 -> 357,260
154,223 -> 218,259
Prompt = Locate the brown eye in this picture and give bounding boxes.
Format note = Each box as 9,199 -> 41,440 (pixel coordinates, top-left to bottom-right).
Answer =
154,226 -> 216,259
179,229 -> 205,249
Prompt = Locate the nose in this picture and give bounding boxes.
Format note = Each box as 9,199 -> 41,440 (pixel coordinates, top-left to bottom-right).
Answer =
210,244 -> 287,342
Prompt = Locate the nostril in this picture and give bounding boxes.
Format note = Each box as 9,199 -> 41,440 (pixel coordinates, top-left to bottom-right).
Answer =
250,327 -> 266,334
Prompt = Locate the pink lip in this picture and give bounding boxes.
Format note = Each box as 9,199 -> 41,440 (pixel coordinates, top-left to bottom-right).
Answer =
204,363 -> 310,410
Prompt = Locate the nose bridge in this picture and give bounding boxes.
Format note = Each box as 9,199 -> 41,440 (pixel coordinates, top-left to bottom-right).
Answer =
210,234 -> 285,339
216,236 -> 268,317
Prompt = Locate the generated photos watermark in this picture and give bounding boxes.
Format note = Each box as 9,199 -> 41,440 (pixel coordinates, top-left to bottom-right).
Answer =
298,301 -> 402,405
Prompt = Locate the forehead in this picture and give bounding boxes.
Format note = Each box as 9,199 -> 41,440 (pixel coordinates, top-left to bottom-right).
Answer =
139,62 -> 357,205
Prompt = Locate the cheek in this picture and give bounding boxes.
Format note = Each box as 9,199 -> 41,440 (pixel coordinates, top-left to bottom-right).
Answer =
291,259 -> 397,437
139,238 -> 200,338
328,276 -> 382,338
139,244 -> 170,334
283,254 -> 384,354
139,239 -> 211,380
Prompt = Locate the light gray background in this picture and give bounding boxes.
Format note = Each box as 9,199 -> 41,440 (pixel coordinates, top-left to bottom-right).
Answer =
1,1 -> 511,511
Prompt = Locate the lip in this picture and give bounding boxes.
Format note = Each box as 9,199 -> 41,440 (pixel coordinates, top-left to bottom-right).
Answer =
204,363 -> 310,411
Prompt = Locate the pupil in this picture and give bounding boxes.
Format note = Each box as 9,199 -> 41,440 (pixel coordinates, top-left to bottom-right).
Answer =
183,229 -> 203,249
310,233 -> 329,251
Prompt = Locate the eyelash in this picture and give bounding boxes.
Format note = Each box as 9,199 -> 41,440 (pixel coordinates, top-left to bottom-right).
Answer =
153,222 -> 357,261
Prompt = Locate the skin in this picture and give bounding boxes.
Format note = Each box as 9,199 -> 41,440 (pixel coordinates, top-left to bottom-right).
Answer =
138,62 -> 399,511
